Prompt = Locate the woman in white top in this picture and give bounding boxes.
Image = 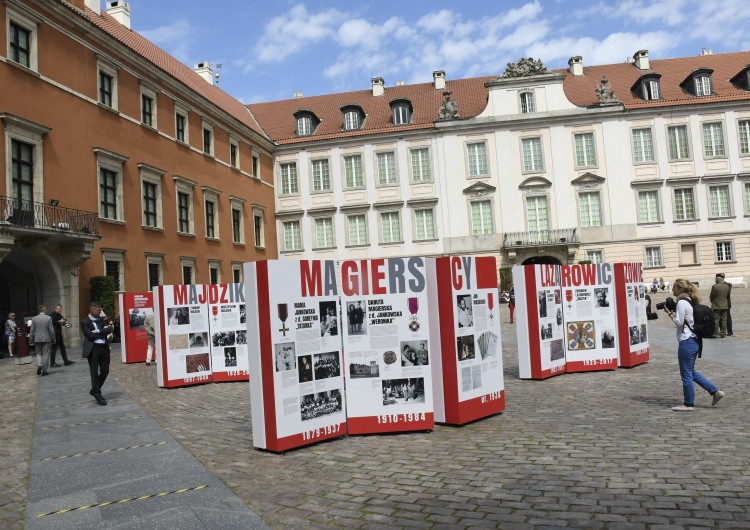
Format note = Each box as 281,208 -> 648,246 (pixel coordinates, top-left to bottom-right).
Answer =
663,278 -> 724,411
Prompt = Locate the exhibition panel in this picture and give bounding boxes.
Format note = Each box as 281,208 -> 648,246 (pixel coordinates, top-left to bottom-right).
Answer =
119,292 -> 153,363
208,283 -> 250,382
613,263 -> 650,367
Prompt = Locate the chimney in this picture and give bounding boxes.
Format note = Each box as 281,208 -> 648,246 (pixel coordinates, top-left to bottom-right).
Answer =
701,47 -> 713,56
568,56 -> 583,76
292,91 -> 304,99
433,70 -> 446,90
633,49 -> 650,70
194,62 -> 214,85
83,0 -> 100,15
371,77 -> 384,97
106,1 -> 131,29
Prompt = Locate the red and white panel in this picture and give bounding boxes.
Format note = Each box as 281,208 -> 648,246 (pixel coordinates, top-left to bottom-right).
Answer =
207,283 -> 250,382
614,262 -> 650,367
119,292 -> 153,363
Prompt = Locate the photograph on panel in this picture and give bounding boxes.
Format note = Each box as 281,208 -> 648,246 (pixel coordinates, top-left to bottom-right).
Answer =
382,378 -> 425,405
457,335 -> 475,361
189,332 -> 208,350
186,352 -> 210,373
602,329 -> 616,349
129,308 -> 150,329
313,351 -> 341,380
595,288 -> 610,308
319,301 -> 338,337
456,295 -> 473,328
298,354 -> 313,383
167,307 -> 190,326
212,330 -> 236,347
274,342 -> 296,372
346,300 -> 367,335
224,347 -> 237,367
300,389 -> 343,421
400,340 -> 429,367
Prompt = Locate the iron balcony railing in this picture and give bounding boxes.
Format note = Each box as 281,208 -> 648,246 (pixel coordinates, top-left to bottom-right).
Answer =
0,196 -> 99,237
503,228 -> 578,248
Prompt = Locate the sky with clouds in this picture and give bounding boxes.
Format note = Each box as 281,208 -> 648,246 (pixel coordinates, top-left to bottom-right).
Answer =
130,0 -> 750,104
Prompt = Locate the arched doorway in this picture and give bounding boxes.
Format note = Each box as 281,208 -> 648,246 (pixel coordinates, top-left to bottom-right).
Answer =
522,256 -> 562,266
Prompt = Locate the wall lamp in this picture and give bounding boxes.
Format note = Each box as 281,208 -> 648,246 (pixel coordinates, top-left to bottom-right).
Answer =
48,199 -> 59,206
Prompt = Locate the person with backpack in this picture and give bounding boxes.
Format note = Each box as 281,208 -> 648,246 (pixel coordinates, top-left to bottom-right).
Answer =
663,278 -> 725,411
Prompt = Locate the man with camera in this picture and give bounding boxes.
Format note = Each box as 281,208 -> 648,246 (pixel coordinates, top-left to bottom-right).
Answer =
50,304 -> 74,367
710,273 -> 730,338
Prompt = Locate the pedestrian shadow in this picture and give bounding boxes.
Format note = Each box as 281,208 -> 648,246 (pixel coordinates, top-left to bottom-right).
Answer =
629,394 -> 675,407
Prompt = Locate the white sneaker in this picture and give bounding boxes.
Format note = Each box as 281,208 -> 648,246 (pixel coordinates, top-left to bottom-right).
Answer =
671,405 -> 694,411
712,390 -> 725,406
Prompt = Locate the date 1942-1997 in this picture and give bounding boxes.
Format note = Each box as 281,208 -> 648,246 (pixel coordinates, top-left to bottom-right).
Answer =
301,423 -> 341,441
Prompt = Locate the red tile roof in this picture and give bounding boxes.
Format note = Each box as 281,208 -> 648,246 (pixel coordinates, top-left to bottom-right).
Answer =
57,1 -> 266,138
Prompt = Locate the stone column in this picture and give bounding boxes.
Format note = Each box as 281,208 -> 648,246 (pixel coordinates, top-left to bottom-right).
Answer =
60,241 -> 94,348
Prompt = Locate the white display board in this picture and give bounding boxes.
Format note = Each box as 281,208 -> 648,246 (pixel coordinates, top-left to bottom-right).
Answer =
155,284 -> 213,388
341,257 -> 435,434
245,260 -> 346,452
207,283 -> 249,382
430,256 -> 505,425
560,263 -> 618,372
614,262 -> 650,367
514,264 -> 566,379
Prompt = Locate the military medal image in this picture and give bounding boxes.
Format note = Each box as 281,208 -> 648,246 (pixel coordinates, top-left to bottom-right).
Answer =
277,303 -> 289,336
407,297 -> 420,332
568,321 -> 595,350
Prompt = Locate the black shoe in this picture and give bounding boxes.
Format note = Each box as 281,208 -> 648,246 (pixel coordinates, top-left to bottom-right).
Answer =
64,361 -> 75,365
42,372 -> 49,376
51,364 -> 62,368
95,395 -> 107,406
89,389 -> 98,397
37,366 -> 42,375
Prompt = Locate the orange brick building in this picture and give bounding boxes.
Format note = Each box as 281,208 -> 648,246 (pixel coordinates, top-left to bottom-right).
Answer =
1,0 -> 276,344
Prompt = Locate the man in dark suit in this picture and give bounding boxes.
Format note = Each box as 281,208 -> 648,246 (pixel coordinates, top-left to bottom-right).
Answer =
726,281 -> 733,336
709,273 -> 730,338
49,304 -> 74,367
81,301 -> 112,405
30,305 -> 55,376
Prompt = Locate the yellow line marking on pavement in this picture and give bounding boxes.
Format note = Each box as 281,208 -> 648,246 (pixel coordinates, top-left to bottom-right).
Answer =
40,442 -> 167,461
41,416 -> 141,430
36,485 -> 209,517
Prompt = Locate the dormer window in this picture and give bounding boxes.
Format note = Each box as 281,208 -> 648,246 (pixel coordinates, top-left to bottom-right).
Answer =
341,104 -> 364,131
695,75 -> 712,96
292,109 -> 320,137
520,92 -> 535,113
681,69 -> 714,97
730,65 -> 750,91
632,74 -> 661,101
389,98 -> 413,125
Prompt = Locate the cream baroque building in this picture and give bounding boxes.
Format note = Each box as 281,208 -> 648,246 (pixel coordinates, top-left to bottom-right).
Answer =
247,50 -> 750,286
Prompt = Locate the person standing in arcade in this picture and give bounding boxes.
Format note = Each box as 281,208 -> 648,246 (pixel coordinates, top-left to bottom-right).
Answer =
508,286 -> 516,323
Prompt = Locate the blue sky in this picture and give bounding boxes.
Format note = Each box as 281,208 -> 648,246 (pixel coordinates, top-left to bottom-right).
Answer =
124,0 -> 750,104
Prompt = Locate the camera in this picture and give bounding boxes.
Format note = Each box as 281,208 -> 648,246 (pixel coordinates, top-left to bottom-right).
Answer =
655,297 -> 676,311
64,323 -> 71,328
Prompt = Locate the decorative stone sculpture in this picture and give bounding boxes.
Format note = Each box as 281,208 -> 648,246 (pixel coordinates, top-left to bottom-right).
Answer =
595,77 -> 620,104
500,58 -> 548,78
437,90 -> 460,120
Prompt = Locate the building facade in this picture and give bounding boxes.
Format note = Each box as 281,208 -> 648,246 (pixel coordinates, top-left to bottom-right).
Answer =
248,50 -> 750,287
2,0 -> 277,343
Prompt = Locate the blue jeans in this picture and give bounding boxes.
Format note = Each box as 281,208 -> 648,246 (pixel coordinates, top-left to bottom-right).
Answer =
678,337 -> 718,406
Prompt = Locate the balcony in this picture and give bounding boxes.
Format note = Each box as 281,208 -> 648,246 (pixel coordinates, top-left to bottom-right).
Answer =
0,196 -> 99,238
503,228 -> 579,248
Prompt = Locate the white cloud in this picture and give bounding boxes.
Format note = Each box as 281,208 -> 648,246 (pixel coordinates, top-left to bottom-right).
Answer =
140,19 -> 194,63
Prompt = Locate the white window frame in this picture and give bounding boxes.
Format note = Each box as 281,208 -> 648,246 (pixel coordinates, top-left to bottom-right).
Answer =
695,75 -> 712,96
470,199 -> 494,236
380,211 -> 402,244
313,216 -> 335,249
466,141 -> 488,178
140,83 -> 158,129
525,195 -> 549,240
94,147 -> 128,223
642,79 -> 660,100
174,175 -> 196,235
139,163 -> 165,229
202,120 -> 214,157
413,207 -> 436,241
102,248 -> 126,292
577,191 -> 602,228
521,137 -> 544,173
174,102 -> 189,144
392,105 -> 410,125
252,152 -> 260,179
97,58 -> 119,110
145,253 -> 164,291
409,147 -> 431,182
230,196 -> 246,245
737,120 -> 750,156
279,162 -> 299,195
637,189 -> 661,224
252,204 -> 265,248
346,212 -> 368,247
229,136 -> 240,169
744,182 -> 750,216
208,260 -> 221,285
573,132 -> 597,168
519,91 -> 535,113
3,115 -> 49,207
343,154 -> 364,189
344,111 -> 359,130
667,124 -> 691,161
376,151 -> 398,186
702,122 -> 726,158
644,246 -> 663,268
231,262 -> 243,284
282,219 -> 303,252
297,116 -> 312,136
311,158 -> 331,192
673,187 -> 697,221
201,186 -> 220,240
180,256 -> 196,285
631,127 -> 655,164
586,250 -> 604,264
715,241 -> 734,263
708,184 -> 732,219
6,6 -> 39,72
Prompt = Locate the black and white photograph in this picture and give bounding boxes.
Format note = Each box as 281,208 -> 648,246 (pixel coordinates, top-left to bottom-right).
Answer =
457,335 -> 475,361
212,330 -> 236,347
602,329 -> 616,349
554,289 -> 561,305
313,351 -> 341,380
538,292 -> 548,318
300,389 -> 343,421
129,308 -> 149,329
167,307 -> 190,326
274,342 -> 296,372
224,347 -> 237,367
346,300 -> 366,335
595,288 -> 610,308
550,339 -> 565,361
540,323 -> 553,340
640,323 -> 648,344
239,304 -> 246,324
556,307 -> 563,325
456,295 -> 473,328
400,340 -> 429,366
638,285 -> 645,300
350,358 -> 380,378
235,329 -> 247,345
629,325 -> 640,345
382,378 -> 425,405
188,332 -> 208,350
319,301 -> 338,337
298,354 -> 313,383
